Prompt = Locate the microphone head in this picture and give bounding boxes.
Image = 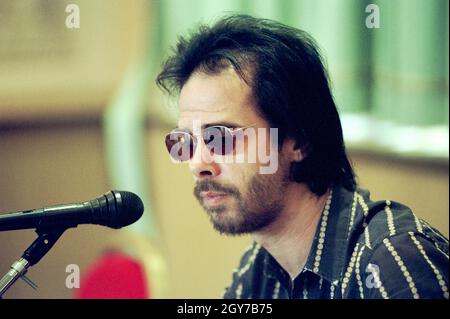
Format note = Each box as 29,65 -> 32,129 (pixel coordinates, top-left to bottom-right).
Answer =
110,190 -> 144,228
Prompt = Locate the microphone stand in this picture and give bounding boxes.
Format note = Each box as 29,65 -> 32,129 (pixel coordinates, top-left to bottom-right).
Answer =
0,227 -> 68,298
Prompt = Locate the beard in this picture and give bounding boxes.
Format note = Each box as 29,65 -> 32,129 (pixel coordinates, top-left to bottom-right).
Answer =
193,169 -> 289,235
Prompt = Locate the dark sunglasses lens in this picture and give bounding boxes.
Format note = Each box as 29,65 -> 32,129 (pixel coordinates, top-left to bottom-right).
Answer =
165,132 -> 194,161
204,126 -> 234,155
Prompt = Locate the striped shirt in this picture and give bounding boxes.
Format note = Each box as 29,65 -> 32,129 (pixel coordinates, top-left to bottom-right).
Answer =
222,185 -> 449,299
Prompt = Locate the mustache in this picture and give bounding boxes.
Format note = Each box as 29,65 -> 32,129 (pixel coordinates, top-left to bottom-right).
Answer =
193,180 -> 240,199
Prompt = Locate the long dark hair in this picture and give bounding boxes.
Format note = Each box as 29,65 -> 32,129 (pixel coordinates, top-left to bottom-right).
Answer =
157,14 -> 356,195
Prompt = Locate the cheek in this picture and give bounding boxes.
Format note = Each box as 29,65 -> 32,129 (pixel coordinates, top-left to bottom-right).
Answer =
219,163 -> 258,188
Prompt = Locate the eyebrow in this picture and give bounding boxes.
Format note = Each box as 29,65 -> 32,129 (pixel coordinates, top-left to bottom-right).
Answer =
202,121 -> 243,129
175,121 -> 244,133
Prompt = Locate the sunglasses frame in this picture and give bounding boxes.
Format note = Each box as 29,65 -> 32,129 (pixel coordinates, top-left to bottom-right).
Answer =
165,124 -> 256,162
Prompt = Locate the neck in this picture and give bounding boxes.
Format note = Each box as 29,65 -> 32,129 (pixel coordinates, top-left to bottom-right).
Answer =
253,183 -> 329,280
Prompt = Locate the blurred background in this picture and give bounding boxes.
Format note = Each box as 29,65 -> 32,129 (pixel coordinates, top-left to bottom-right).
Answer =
0,0 -> 448,298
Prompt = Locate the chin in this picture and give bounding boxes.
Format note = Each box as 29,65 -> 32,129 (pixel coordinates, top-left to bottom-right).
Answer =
209,210 -> 248,235
212,222 -> 249,236
209,206 -> 234,223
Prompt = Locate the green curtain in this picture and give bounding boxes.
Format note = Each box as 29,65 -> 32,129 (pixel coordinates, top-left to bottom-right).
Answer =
372,0 -> 448,126
157,0 -> 448,123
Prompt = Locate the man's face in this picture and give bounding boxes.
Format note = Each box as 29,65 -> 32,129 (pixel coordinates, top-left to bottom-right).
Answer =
177,68 -> 292,235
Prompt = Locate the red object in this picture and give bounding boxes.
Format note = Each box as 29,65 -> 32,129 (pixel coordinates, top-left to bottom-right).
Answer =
75,251 -> 149,299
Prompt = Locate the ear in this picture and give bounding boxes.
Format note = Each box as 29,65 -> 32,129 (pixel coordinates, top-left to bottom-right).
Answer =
283,138 -> 305,162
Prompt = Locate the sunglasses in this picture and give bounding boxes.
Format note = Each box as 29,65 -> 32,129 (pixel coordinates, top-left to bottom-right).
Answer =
165,125 -> 255,162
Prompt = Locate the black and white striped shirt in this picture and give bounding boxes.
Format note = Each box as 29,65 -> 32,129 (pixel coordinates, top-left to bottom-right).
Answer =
223,185 -> 449,299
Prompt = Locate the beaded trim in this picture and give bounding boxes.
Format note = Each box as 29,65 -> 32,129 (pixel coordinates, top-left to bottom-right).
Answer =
348,191 -> 359,237
413,214 -> 423,234
272,281 -> 281,299
355,245 -> 366,298
383,238 -> 420,299
364,226 -> 372,249
409,232 -> 449,299
376,283 -> 389,299
302,286 -> 308,299
312,190 -> 333,273
366,263 -> 389,299
237,243 -> 261,277
329,283 -> 336,299
235,283 -> 243,299
357,193 -> 369,228
341,242 -> 361,296
384,200 -> 396,236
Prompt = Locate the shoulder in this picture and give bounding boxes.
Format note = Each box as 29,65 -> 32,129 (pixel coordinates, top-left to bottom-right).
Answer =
362,230 -> 448,299
346,196 -> 449,299
360,198 -> 447,251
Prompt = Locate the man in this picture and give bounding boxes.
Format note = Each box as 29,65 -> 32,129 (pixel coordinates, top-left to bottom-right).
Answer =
156,15 -> 449,299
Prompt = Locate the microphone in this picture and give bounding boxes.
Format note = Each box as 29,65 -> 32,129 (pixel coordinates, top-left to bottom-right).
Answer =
0,190 -> 144,231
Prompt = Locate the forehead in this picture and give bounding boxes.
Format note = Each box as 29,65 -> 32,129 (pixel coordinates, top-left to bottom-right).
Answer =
177,69 -> 264,130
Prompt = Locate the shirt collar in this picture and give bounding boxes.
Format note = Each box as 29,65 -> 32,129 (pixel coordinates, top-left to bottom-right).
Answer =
261,184 -> 358,286
303,184 -> 356,285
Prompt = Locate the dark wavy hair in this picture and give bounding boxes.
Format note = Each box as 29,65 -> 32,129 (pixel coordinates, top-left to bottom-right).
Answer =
156,14 -> 356,196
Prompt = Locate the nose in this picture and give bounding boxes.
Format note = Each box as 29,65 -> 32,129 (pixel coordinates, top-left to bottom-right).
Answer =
189,139 -> 221,178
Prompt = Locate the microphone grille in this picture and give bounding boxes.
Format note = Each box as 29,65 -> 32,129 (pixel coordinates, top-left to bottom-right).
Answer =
114,191 -> 144,227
